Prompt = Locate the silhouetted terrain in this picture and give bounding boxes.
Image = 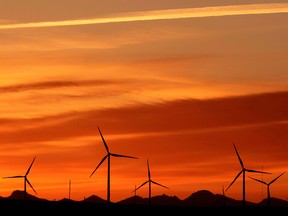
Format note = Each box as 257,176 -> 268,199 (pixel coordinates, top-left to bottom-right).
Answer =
1,190 -> 287,214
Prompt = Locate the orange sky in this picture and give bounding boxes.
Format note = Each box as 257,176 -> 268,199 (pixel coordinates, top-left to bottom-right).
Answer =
0,0 -> 287,203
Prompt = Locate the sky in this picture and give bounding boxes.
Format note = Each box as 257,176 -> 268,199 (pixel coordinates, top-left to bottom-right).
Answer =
0,0 -> 287,203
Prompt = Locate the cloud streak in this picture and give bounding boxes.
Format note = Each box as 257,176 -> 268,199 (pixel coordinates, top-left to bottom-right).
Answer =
0,80 -> 117,93
0,3 -> 287,29
0,91 -> 287,143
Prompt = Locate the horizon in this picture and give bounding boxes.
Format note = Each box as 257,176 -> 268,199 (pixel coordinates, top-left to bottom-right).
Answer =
1,186 -> 287,206
0,0 -> 287,204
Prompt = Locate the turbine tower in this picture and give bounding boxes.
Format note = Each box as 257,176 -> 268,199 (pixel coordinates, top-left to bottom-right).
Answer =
222,185 -> 226,206
249,171 -> 285,207
133,158 -> 169,205
226,143 -> 271,206
68,179 -> 71,200
90,126 -> 138,204
3,156 -> 37,200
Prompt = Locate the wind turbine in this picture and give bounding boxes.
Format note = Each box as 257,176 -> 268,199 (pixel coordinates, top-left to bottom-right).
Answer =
226,143 -> 271,206
3,156 -> 37,200
89,126 -> 138,204
133,158 -> 169,205
249,172 -> 285,207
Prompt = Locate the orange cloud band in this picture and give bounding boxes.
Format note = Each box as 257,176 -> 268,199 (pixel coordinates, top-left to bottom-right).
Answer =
0,3 -> 288,29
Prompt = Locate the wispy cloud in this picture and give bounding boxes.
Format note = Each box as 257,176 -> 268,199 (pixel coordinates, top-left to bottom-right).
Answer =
0,91 -> 287,143
0,3 -> 287,29
0,80 -> 117,93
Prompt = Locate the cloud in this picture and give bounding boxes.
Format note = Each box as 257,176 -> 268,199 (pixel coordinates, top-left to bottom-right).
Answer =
0,3 -> 287,29
0,91 -> 287,144
0,79 -> 118,93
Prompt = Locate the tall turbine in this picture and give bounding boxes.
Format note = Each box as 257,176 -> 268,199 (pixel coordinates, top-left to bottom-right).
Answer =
89,126 -> 138,204
226,143 -> 271,206
133,158 -> 169,205
249,172 -> 285,207
3,156 -> 37,200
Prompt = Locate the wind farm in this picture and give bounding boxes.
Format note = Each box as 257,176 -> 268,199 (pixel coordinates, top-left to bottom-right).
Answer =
0,0 -> 287,213
0,143 -> 286,213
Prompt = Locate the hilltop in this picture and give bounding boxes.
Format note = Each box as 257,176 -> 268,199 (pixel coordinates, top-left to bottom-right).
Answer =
0,189 -> 287,214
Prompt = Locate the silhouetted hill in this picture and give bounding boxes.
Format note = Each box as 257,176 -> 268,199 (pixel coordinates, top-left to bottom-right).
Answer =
151,194 -> 182,206
182,190 -> 255,207
118,195 -> 147,205
117,189 -> 287,208
82,194 -> 107,204
118,194 -> 182,206
183,189 -> 221,206
58,197 -> 75,202
7,190 -> 47,201
0,189 -> 287,214
258,197 -> 288,207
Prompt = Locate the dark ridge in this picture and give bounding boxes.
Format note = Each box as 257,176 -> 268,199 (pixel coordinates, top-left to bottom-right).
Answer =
5,189 -> 288,207
117,195 -> 147,205
258,197 -> 288,207
1,189 -> 287,214
82,194 -> 107,204
150,194 -> 182,206
7,190 -> 48,201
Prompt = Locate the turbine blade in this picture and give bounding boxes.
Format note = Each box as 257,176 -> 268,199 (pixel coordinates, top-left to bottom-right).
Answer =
132,185 -> 137,193
248,176 -> 267,185
89,155 -> 108,178
26,178 -> 37,195
110,153 -> 138,159
226,170 -> 243,191
151,180 -> 169,189
147,159 -> 151,180
97,126 -> 109,153
233,143 -> 244,169
269,172 -> 285,185
26,156 -> 36,176
246,169 -> 271,174
134,181 -> 149,191
3,175 -> 24,179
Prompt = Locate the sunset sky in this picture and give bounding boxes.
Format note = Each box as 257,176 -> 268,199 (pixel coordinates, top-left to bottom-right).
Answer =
0,0 -> 287,203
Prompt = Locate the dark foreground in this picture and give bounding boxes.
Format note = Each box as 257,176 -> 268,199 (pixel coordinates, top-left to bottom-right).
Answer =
1,199 -> 287,214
